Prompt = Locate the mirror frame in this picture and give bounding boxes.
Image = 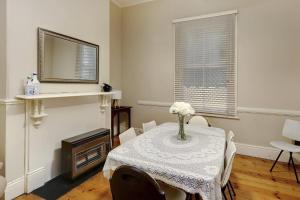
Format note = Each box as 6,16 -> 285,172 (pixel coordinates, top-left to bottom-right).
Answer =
37,28 -> 99,84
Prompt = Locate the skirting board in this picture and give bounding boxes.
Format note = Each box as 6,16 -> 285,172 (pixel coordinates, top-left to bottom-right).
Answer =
5,168 -> 46,200
26,167 -> 46,193
5,176 -> 25,200
236,142 -> 300,164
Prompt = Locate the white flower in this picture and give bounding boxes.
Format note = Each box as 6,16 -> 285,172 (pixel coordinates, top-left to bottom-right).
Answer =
169,102 -> 195,116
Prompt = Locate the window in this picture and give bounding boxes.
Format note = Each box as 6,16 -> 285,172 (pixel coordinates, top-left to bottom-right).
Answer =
174,11 -> 237,117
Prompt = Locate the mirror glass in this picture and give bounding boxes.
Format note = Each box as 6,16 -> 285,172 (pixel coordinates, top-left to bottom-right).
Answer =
38,28 -> 99,83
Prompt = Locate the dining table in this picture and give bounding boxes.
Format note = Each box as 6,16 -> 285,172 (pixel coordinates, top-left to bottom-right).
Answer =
103,122 -> 226,200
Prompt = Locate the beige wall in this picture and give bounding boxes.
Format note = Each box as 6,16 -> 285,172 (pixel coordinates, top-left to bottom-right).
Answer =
0,0 -> 6,179
0,0 -> 6,99
110,2 -> 129,134
121,0 -> 300,146
3,0 -> 110,198
110,2 -> 123,90
6,0 -> 110,97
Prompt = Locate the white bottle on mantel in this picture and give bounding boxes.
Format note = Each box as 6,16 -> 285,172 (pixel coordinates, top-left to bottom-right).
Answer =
32,72 -> 40,95
25,76 -> 34,96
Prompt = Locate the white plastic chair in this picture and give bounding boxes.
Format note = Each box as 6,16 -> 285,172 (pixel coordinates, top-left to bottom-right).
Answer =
0,162 -> 6,198
188,116 -> 209,127
142,121 -> 157,132
227,131 -> 235,146
221,141 -> 237,200
119,128 -> 136,144
270,119 -> 300,183
158,181 -> 186,200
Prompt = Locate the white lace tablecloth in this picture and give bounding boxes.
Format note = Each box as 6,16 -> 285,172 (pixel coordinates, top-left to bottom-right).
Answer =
103,122 -> 226,200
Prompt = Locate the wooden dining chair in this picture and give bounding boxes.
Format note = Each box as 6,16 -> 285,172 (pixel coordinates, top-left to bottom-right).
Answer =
110,165 -> 186,200
187,116 -> 210,127
142,120 -> 157,132
119,128 -> 136,144
221,141 -> 237,200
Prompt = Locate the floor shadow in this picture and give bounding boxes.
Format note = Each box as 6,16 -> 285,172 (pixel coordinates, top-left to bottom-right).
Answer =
32,163 -> 104,200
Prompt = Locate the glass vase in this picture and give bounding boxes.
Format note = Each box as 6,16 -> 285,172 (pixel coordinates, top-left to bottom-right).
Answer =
177,114 -> 186,140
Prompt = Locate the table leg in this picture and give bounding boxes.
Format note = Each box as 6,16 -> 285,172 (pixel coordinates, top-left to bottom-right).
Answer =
117,112 -> 120,136
111,112 -> 114,146
128,109 -> 131,128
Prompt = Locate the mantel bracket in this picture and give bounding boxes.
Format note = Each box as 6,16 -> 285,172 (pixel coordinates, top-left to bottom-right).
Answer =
30,100 -> 48,128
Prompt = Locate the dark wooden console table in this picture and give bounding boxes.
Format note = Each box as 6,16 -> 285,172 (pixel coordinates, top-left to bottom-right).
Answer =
111,106 -> 132,145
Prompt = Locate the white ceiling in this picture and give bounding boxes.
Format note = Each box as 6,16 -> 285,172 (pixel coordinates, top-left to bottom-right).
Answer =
112,0 -> 156,7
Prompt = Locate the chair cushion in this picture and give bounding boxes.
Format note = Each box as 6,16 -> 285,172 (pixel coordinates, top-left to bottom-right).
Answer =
158,181 -> 186,200
0,176 -> 6,198
270,141 -> 300,152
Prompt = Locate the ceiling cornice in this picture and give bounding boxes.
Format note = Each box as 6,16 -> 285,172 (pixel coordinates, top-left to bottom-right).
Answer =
111,0 -> 156,8
111,0 -> 122,7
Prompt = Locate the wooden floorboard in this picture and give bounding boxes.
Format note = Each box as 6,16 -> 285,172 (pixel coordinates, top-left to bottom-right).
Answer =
16,139 -> 300,200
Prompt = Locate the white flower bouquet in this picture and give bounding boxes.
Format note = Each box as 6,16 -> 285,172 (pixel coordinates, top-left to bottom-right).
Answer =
169,102 -> 195,116
169,102 -> 195,140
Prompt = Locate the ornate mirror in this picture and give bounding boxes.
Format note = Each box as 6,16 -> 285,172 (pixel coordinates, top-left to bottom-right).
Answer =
38,28 -> 99,83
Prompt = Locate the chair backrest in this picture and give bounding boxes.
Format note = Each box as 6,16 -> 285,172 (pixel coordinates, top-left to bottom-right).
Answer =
119,128 -> 136,144
282,119 -> 300,141
110,165 -> 166,200
226,131 -> 235,146
142,121 -> 157,132
221,141 -> 237,188
188,116 -> 209,127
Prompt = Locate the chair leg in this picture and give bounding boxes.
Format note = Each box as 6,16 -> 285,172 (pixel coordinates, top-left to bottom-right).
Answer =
288,154 -> 292,167
185,193 -> 192,200
229,180 -> 236,196
227,184 -> 234,200
195,193 -> 201,200
290,152 -> 299,183
222,187 -> 228,200
270,150 -> 283,172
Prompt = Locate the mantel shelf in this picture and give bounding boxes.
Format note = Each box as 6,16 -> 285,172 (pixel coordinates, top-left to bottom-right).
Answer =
16,91 -> 120,128
16,91 -> 117,100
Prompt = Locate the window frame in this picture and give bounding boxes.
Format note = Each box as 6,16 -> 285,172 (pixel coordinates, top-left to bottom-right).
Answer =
172,10 -> 238,119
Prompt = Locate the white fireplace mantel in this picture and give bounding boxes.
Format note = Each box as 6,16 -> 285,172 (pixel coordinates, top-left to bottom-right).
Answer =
15,91 -> 119,193
16,91 -> 118,128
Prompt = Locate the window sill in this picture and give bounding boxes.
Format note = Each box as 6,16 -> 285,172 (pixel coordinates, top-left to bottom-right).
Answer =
195,113 -> 240,120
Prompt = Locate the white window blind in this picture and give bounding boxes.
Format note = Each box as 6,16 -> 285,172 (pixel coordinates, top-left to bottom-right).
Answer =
174,12 -> 237,117
75,45 -> 97,80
